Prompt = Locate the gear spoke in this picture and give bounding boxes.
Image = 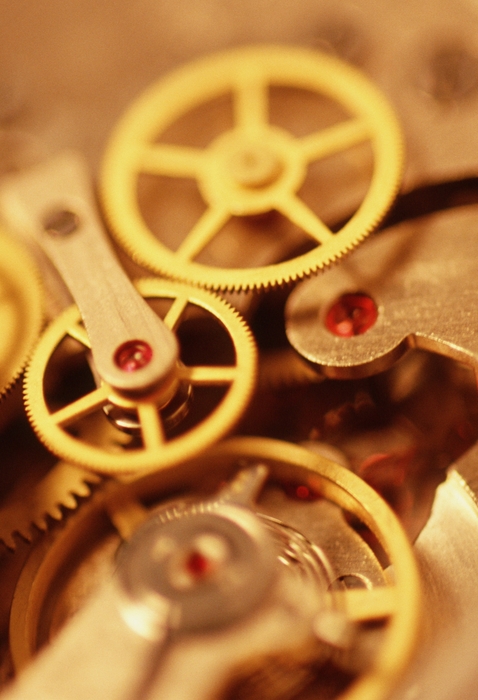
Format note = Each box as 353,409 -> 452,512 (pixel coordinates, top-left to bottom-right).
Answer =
102,46 -> 403,290
25,279 -> 256,474
10,436 -> 419,697
175,206 -> 230,261
332,585 -> 397,623
162,293 -> 190,331
234,75 -> 269,132
66,323 -> 91,349
51,384 -> 111,427
136,401 -> 166,449
298,117 -> 371,163
178,364 -> 238,385
276,193 -> 333,245
138,143 -> 208,178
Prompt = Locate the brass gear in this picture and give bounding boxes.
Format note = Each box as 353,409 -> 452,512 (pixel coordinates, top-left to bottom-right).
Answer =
0,461 -> 100,550
23,278 -> 257,476
101,45 -> 403,291
9,437 -> 419,700
0,229 -> 43,397
0,419 -> 132,550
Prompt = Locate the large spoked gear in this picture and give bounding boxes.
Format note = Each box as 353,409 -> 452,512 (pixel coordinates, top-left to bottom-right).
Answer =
23,278 -> 256,476
101,45 -> 403,291
9,437 -> 419,700
0,228 -> 43,398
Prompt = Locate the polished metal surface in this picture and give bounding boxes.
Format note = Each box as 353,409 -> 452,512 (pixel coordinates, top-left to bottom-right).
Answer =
1,2 -> 478,699
286,206 -> 478,378
0,152 -> 179,394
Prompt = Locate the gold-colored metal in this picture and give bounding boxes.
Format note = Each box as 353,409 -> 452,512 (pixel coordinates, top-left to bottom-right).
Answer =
258,347 -> 323,390
0,152 -> 179,394
0,419 -> 132,550
9,437 -> 420,700
0,461 -> 100,550
285,205 -> 478,379
0,229 -> 43,398
101,45 -> 403,291
23,278 -> 257,476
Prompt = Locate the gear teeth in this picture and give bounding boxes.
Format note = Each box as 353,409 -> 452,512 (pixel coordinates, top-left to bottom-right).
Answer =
22,345 -> 133,474
8,434 -> 420,685
23,278 -> 257,476
101,45 -> 403,293
0,461 -> 101,550
0,233 -> 44,400
137,217 -> 385,294
1,531 -> 17,551
73,481 -> 95,498
59,493 -> 77,510
48,505 -> 64,521
34,516 -> 48,532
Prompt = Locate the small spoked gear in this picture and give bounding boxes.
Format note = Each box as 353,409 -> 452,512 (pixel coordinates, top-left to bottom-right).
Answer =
101,45 -> 403,291
23,278 -> 257,476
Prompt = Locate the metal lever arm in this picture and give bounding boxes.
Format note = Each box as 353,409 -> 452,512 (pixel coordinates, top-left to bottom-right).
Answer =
0,151 -> 178,393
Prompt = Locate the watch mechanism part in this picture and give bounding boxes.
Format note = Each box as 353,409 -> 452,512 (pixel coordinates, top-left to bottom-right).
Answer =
0,409 -> 136,549
0,230 -> 43,399
285,205 -> 478,379
8,437 -> 420,700
0,460 -> 100,551
380,441 -> 478,700
0,396 -> 135,552
1,5 -> 478,698
116,467 -> 277,637
101,44 -> 403,291
23,278 -> 257,475
0,151 -> 179,395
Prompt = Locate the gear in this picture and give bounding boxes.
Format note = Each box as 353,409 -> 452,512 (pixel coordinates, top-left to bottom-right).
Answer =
101,45 -> 403,291
23,278 -> 257,476
0,461 -> 100,550
0,419 -> 132,550
9,437 -> 419,700
0,228 -> 43,398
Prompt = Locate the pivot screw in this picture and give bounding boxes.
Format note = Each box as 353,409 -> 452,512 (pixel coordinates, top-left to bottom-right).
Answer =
325,292 -> 378,337
114,340 -> 153,372
43,209 -> 80,236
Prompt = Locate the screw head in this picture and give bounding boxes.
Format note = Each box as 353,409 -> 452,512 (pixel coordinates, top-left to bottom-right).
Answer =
43,209 -> 80,236
167,532 -> 231,591
325,292 -> 378,337
114,340 -> 153,372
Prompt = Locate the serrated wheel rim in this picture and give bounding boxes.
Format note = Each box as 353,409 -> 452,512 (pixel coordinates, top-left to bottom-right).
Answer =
10,436 -> 419,700
101,44 -> 403,291
0,229 -> 43,397
0,461 -> 101,550
24,278 -> 257,475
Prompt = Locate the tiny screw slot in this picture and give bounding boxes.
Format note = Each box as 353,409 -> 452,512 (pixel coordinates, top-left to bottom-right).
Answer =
114,340 -> 153,372
325,292 -> 378,337
43,209 -> 80,236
